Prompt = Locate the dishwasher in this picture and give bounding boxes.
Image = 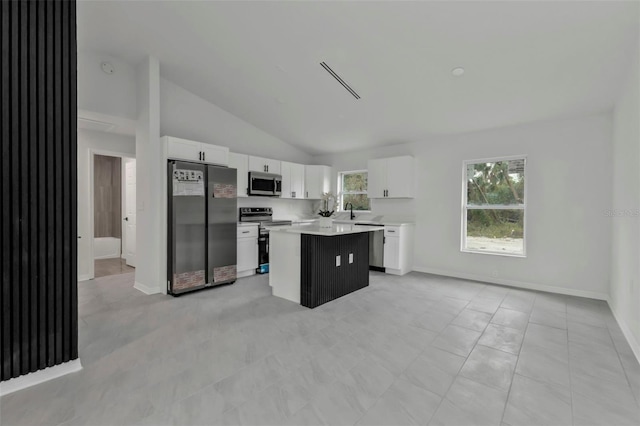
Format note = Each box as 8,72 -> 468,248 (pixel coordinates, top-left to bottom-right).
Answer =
355,223 -> 385,271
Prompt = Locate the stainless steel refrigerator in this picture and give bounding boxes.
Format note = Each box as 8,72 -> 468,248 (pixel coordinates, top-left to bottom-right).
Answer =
167,160 -> 237,295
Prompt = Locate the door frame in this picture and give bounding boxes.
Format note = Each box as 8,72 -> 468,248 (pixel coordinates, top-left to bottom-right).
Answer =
88,148 -> 135,280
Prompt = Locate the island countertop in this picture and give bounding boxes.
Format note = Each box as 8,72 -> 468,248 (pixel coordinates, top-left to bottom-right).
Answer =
268,223 -> 384,236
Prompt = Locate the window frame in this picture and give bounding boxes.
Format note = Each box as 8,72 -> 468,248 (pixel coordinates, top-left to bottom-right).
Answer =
461,155 -> 527,258
337,169 -> 371,212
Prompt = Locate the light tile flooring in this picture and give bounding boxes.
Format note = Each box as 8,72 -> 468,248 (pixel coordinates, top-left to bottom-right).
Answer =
94,258 -> 135,278
2,272 -> 640,425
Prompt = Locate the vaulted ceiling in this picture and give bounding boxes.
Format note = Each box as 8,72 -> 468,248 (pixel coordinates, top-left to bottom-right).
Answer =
78,1 -> 639,154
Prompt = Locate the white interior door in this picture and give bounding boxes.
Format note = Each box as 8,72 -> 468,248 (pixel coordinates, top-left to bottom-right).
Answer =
125,160 -> 136,267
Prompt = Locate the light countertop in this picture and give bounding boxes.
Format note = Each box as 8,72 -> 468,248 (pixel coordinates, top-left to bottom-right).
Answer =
332,219 -> 414,226
268,224 -> 384,236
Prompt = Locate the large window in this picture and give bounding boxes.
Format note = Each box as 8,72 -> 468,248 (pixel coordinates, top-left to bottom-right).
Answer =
462,156 -> 526,256
338,170 -> 370,211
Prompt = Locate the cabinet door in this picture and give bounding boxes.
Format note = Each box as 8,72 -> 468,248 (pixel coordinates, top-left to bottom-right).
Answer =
367,158 -> 387,199
290,163 -> 305,199
229,153 -> 249,197
167,137 -> 202,162
305,165 -> 331,199
201,143 -> 229,166
281,161 -> 293,199
237,237 -> 258,272
386,156 -> 414,198
248,156 -> 281,174
383,236 -> 400,270
248,156 -> 268,172
264,158 -> 281,175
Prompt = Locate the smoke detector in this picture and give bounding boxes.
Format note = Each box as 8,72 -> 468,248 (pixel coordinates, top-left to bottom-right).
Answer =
101,61 -> 115,75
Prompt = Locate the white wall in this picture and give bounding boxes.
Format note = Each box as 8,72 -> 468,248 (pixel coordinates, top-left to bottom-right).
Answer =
134,57 -> 163,295
77,129 -> 135,281
610,45 -> 640,357
78,51 -> 137,120
160,78 -> 312,164
315,113 -> 613,299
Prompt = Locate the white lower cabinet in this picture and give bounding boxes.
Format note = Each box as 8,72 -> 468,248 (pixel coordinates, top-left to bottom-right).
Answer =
237,225 -> 258,277
383,234 -> 400,270
383,224 -> 414,275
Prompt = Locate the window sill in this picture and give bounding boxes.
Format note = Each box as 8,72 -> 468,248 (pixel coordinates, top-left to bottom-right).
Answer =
460,249 -> 526,258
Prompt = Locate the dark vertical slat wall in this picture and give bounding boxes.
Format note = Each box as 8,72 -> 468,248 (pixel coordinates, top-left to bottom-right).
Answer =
0,0 -> 78,382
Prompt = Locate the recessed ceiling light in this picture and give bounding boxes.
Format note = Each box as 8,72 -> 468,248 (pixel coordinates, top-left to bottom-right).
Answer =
451,67 -> 465,77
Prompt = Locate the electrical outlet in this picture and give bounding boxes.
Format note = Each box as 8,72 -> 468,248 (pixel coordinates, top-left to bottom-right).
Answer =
491,270 -> 499,277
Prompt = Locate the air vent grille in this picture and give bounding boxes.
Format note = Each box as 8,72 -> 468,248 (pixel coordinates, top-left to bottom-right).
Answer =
320,62 -> 361,100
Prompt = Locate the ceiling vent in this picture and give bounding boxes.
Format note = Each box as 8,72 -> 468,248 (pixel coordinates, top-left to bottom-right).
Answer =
77,117 -> 116,132
320,62 -> 361,100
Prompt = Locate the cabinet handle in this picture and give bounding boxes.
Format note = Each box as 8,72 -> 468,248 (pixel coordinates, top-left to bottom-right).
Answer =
242,231 -> 250,234
199,152 -> 202,161
203,152 -> 205,162
387,230 -> 395,233
306,191 -> 308,198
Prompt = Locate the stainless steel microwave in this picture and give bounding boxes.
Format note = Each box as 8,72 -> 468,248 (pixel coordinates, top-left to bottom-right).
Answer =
248,171 -> 282,196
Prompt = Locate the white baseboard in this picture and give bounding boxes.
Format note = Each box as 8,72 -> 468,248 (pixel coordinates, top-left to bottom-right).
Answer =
607,301 -> 640,363
412,266 -> 609,300
134,281 -> 162,295
77,274 -> 92,282
0,359 -> 82,397
237,270 -> 256,278
94,254 -> 121,260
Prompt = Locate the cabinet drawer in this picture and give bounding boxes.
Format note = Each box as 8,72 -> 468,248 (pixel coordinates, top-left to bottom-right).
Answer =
384,226 -> 401,237
237,226 -> 258,238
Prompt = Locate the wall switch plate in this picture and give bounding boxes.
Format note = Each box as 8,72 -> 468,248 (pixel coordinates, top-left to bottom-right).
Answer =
349,253 -> 353,264
336,255 -> 341,267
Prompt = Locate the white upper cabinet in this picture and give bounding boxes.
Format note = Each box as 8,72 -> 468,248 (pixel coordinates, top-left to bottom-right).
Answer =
164,136 -> 229,166
367,158 -> 387,199
228,152 -> 249,197
367,156 -> 414,198
281,161 -> 305,199
248,156 -> 281,174
305,165 -> 332,199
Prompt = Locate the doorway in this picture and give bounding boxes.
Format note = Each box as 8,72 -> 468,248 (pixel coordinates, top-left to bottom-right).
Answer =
93,154 -> 136,278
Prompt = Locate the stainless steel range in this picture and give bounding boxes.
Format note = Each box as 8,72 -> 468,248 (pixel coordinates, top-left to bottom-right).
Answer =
239,207 -> 292,274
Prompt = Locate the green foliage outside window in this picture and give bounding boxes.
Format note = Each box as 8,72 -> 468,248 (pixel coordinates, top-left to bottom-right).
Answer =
465,159 -> 525,242
339,171 -> 370,211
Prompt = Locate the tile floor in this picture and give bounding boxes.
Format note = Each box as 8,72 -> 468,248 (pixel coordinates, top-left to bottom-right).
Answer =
94,258 -> 135,278
1,271 -> 639,425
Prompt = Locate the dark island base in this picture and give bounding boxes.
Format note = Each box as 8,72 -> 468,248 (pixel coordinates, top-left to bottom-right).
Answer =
301,233 -> 370,308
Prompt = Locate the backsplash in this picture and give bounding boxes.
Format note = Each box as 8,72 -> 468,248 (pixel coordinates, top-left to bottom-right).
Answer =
237,197 -> 316,221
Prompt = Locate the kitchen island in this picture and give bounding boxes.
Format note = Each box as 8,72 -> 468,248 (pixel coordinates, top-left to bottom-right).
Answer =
269,224 -> 384,308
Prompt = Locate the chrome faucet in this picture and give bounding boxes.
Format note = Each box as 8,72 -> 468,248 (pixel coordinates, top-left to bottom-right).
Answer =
345,202 -> 355,220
